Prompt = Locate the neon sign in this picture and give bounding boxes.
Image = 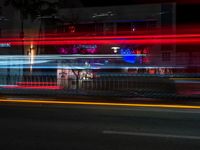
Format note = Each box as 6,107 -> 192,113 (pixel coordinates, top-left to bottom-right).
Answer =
120,48 -> 136,64
120,48 -> 149,64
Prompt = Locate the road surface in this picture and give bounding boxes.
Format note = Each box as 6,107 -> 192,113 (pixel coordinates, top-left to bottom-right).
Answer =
1,99 -> 200,150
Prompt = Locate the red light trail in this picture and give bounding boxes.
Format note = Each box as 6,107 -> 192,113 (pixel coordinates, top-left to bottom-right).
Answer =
1,34 -> 200,41
4,85 -> 63,90
3,38 -> 200,45
0,34 -> 200,45
17,82 -> 57,85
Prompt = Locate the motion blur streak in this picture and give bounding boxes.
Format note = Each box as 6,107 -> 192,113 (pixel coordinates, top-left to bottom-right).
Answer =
17,82 -> 57,85
1,34 -> 200,41
5,38 -> 200,45
1,99 -> 200,109
1,34 -> 200,46
4,86 -> 62,90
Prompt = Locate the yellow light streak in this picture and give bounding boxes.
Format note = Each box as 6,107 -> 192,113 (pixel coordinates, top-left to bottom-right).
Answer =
0,99 -> 200,109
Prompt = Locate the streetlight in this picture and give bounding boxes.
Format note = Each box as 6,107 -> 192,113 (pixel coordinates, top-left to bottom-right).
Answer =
28,44 -> 35,73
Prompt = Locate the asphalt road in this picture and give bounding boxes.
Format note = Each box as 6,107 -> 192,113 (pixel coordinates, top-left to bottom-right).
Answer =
1,102 -> 200,150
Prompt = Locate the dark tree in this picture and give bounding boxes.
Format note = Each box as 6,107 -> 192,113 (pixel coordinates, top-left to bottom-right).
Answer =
4,0 -> 33,53
4,0 -> 59,54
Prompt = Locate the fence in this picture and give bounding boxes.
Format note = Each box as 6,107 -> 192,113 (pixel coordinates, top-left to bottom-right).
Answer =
0,74 -> 177,98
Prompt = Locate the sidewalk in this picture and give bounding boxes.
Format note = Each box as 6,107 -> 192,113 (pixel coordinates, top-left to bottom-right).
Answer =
0,87 -> 199,101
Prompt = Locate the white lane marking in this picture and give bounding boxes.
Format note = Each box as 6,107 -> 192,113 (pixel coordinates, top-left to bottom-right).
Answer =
102,130 -> 200,140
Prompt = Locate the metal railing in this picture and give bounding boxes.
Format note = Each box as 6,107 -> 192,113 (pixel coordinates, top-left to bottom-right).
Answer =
0,74 -> 177,98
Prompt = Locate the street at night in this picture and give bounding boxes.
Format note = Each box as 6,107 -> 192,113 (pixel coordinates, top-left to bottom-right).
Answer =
0,0 -> 200,149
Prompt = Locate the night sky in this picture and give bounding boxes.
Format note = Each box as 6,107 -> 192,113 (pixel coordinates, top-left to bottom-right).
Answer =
177,4 -> 200,24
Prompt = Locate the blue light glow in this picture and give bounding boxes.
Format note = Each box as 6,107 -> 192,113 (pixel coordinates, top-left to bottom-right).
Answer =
120,48 -> 136,64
